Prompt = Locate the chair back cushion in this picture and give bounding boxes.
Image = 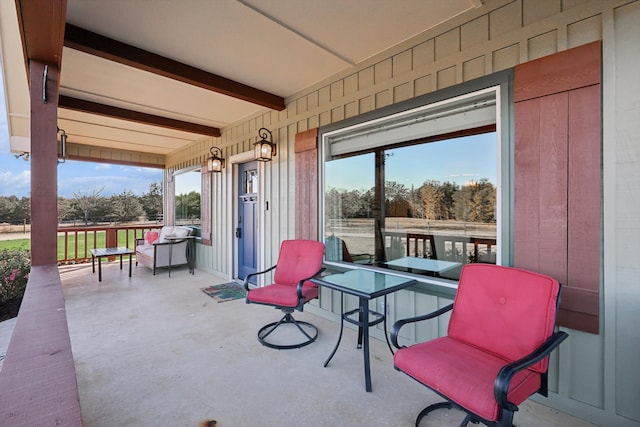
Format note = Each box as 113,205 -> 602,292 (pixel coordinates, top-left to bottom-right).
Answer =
158,226 -> 192,242
325,235 -> 353,262
273,240 -> 325,286
158,226 -> 175,243
448,264 -> 560,373
173,226 -> 192,238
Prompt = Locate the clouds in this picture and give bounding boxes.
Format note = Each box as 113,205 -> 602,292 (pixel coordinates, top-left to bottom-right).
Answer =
57,164 -> 163,198
0,154 -> 163,198
0,169 -> 31,197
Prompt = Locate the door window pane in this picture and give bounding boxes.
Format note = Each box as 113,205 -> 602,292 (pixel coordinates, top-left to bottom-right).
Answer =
244,169 -> 258,195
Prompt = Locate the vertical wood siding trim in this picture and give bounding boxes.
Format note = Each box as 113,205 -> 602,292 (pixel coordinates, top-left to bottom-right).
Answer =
514,98 -> 541,271
514,42 -> 601,334
567,86 -> 600,295
561,84 -> 601,332
201,164 -> 212,246
538,93 -> 569,285
165,174 -> 175,226
294,129 -> 319,240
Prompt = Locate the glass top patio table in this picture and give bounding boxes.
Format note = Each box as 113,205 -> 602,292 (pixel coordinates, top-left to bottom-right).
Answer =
311,269 -> 416,392
313,269 -> 416,299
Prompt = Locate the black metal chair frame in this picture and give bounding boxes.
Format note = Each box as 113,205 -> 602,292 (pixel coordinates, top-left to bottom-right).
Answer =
244,265 -> 324,350
390,287 -> 568,427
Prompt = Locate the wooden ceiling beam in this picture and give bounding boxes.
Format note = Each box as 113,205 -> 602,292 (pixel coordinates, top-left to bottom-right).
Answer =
64,24 -> 285,111
59,95 -> 221,137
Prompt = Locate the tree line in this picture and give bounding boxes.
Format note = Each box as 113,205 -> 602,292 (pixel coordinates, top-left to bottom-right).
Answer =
326,178 -> 496,223
0,182 -> 163,226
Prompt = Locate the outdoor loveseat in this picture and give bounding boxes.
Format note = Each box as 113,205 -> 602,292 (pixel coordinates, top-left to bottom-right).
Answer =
135,226 -> 193,275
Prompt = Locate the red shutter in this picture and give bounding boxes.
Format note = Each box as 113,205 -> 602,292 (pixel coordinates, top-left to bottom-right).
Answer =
294,128 -> 319,240
514,41 -> 601,334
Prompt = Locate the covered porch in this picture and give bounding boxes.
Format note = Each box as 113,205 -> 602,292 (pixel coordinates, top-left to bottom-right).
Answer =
2,1 -> 640,426
1,262 -> 590,426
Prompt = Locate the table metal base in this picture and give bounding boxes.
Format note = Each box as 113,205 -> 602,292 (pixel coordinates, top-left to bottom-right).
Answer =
323,293 -> 393,392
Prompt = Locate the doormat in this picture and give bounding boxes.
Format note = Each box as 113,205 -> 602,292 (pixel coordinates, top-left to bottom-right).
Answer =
201,282 -> 246,303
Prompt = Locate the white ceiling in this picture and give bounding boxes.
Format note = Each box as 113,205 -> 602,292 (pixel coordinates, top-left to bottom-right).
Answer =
1,0 -> 482,158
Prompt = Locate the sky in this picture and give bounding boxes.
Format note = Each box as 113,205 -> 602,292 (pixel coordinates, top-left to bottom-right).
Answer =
0,70 -> 163,199
325,132 -> 497,191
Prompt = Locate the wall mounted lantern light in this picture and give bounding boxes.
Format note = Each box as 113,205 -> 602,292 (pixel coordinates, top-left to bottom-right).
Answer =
57,127 -> 67,163
254,127 -> 276,162
207,146 -> 225,173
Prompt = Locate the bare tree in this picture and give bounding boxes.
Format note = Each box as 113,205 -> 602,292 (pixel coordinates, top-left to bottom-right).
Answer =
111,190 -> 144,223
72,188 -> 104,226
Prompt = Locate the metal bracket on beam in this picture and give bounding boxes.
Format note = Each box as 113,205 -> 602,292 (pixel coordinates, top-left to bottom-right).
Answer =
42,65 -> 48,104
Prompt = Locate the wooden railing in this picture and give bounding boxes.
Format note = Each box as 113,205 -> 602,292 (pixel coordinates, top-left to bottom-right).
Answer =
0,265 -> 83,425
57,225 -> 159,264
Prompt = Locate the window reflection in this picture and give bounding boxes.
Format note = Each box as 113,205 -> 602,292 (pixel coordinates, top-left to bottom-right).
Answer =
324,133 -> 497,280
174,168 -> 201,226
325,153 -> 375,264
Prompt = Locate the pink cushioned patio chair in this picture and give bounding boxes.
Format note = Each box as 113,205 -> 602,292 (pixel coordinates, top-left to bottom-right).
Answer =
391,264 -> 569,427
244,239 -> 325,350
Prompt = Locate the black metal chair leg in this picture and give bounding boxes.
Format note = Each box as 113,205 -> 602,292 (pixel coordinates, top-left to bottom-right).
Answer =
259,313 -> 291,340
459,414 -> 474,427
257,312 -> 318,350
415,402 -> 453,427
290,315 -> 316,341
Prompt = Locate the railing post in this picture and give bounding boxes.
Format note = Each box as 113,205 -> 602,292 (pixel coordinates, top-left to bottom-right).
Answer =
106,227 -> 117,261
106,227 -> 117,248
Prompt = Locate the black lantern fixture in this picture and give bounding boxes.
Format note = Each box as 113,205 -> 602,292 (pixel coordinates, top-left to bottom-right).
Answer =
254,127 -> 276,162
57,126 -> 67,163
207,146 -> 225,173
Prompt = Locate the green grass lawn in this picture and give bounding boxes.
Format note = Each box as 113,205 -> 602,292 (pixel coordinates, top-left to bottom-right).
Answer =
0,230 -> 142,261
0,239 -> 30,251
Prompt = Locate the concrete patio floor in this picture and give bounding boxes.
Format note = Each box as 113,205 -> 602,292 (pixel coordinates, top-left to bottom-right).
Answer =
3,261 -> 595,427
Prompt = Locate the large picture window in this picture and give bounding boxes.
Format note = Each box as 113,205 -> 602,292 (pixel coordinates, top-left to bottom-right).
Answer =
321,87 -> 503,282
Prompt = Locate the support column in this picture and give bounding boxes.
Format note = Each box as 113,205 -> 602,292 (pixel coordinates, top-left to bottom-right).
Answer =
30,61 -> 59,266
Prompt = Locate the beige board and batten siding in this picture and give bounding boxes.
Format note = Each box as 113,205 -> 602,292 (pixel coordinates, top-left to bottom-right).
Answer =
166,1 -> 640,425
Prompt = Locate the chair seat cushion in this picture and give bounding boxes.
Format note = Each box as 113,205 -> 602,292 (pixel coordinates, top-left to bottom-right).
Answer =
136,244 -> 154,257
394,336 -> 541,422
247,281 -> 319,308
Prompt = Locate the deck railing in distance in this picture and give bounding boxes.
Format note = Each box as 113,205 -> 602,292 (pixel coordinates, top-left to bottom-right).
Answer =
57,225 -> 158,265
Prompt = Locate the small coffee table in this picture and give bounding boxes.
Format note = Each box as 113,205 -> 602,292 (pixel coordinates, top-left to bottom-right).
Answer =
90,247 -> 134,282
